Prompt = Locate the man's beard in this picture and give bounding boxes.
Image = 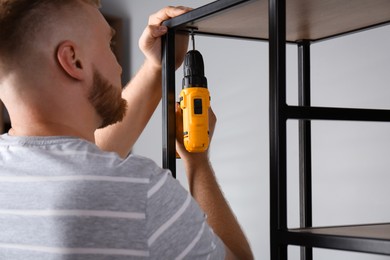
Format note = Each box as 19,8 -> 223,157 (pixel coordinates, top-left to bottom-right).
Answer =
88,69 -> 127,129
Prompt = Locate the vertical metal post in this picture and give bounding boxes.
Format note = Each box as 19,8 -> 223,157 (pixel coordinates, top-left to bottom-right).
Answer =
298,40 -> 313,260
269,0 -> 287,259
162,29 -> 177,178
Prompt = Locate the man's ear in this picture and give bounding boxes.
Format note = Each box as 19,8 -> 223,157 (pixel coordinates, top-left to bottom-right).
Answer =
56,41 -> 85,80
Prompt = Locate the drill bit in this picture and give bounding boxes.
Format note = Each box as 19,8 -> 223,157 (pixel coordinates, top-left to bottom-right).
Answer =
190,29 -> 196,50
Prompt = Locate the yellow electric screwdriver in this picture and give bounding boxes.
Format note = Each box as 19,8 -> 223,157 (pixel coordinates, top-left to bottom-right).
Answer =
179,34 -> 210,153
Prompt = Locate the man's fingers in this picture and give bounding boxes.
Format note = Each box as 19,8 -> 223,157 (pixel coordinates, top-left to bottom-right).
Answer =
148,6 -> 192,25
149,25 -> 168,38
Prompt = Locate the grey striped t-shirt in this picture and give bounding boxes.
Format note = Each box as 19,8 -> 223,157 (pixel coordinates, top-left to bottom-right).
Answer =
0,134 -> 225,259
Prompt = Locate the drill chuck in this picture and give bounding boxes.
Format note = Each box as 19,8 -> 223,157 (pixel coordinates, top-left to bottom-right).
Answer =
182,50 -> 208,88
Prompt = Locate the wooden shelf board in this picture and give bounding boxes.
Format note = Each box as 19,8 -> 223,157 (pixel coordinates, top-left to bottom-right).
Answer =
284,223 -> 390,255
165,0 -> 390,42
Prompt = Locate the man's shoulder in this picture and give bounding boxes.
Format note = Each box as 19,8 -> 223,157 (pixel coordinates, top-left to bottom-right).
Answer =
0,134 -> 171,181
111,153 -> 170,181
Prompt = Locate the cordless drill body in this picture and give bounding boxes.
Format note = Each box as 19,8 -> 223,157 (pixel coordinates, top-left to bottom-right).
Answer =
180,49 -> 210,153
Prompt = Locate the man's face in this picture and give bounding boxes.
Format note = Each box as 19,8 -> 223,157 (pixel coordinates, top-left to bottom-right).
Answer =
88,68 -> 127,129
83,5 -> 127,129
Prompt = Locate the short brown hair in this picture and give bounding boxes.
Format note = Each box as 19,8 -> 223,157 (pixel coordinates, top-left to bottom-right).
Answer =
0,0 -> 100,68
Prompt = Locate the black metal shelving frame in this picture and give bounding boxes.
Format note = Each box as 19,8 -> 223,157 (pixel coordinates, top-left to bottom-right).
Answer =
161,0 -> 390,259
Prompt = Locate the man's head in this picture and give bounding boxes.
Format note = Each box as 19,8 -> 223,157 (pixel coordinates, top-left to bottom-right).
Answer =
0,0 -> 100,72
0,0 -> 127,136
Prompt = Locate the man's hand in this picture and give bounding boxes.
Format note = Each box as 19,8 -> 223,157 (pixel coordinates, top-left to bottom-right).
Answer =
139,6 -> 191,70
175,102 -> 217,168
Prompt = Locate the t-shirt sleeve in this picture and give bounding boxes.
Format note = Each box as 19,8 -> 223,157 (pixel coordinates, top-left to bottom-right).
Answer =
146,169 -> 226,259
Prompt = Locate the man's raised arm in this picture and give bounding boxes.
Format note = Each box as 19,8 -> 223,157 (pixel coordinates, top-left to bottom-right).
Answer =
95,6 -> 190,158
175,105 -> 254,259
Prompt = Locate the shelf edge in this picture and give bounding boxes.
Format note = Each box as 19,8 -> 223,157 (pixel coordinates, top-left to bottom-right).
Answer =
280,224 -> 390,256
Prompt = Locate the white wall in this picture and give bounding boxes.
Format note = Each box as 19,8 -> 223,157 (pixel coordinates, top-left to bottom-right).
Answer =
101,1 -> 390,259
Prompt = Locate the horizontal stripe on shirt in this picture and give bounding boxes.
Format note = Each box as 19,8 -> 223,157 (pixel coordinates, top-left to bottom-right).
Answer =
0,175 -> 150,183
0,243 -> 149,257
1,146 -> 122,159
0,209 -> 145,219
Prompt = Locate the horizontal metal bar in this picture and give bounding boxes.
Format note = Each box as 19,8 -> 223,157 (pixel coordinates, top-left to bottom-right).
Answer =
177,30 -> 270,42
176,29 -> 298,44
280,229 -> 390,256
163,0 -> 252,28
287,106 -> 390,122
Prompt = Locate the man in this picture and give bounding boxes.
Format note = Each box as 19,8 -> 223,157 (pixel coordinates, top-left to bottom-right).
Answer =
0,0 -> 253,259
